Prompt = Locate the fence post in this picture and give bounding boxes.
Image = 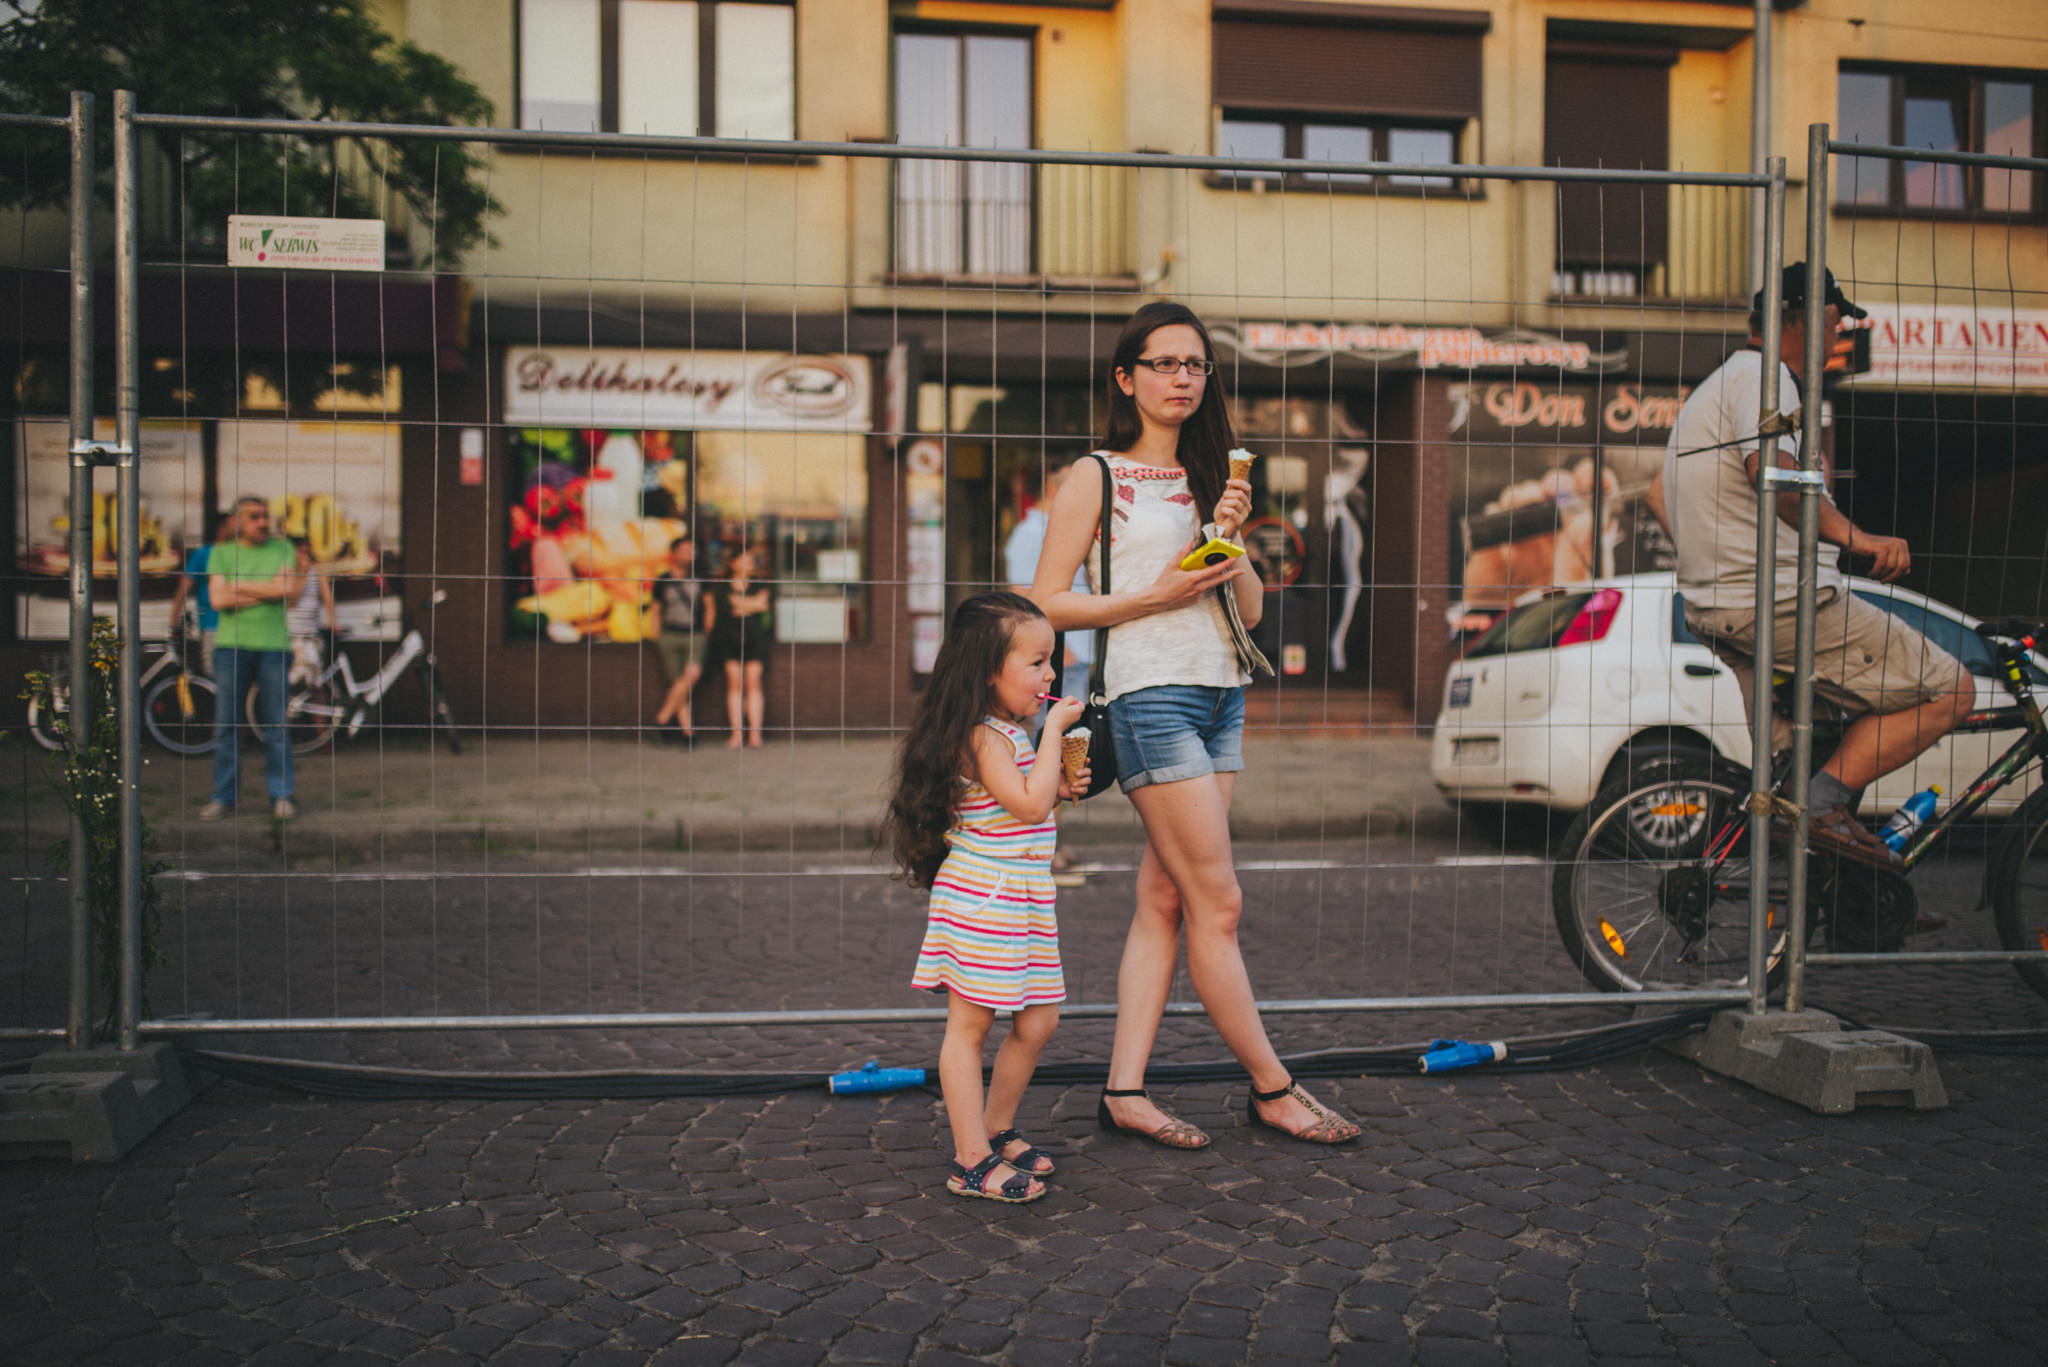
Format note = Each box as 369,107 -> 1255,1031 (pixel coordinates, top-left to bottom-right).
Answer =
1749,0 -> 1772,294
1746,155 -> 1787,1014
1782,124 -> 1833,1014
113,90 -> 144,1052
64,91 -> 96,1051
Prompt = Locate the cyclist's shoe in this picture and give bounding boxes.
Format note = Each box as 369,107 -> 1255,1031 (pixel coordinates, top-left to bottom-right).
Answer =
271,799 -> 297,822
197,801 -> 232,822
1804,804 -> 1902,867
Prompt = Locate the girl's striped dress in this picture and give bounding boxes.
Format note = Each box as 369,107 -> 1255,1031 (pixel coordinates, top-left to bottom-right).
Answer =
910,718 -> 1066,1010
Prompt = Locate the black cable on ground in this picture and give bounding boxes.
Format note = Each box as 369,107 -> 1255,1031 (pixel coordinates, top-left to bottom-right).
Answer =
178,1008 -> 1730,1100
1809,1004 -> 2048,1057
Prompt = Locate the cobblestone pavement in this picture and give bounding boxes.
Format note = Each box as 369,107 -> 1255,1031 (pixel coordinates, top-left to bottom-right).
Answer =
3,1054 -> 2046,1366
6,832 -> 2048,1364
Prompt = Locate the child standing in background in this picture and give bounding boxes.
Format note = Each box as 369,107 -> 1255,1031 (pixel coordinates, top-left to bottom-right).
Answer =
883,591 -> 1088,1204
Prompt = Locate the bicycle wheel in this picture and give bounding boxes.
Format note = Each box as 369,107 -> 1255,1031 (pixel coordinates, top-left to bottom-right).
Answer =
1553,765 -> 1800,993
248,677 -> 340,754
143,671 -> 220,755
24,689 -> 66,750
427,667 -> 463,756
1991,788 -> 2048,1001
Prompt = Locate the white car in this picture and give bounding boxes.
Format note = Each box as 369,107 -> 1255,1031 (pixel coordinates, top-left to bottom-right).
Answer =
1430,570 -> 2044,817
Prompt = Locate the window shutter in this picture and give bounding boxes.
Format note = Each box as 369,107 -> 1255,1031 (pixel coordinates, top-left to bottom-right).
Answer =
1545,51 -> 1672,268
1212,3 -> 1489,121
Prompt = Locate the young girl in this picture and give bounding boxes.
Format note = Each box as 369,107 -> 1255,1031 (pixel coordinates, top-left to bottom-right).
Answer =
884,591 -> 1088,1203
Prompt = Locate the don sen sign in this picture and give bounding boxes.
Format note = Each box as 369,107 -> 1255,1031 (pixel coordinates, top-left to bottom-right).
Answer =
503,348 -> 873,431
1447,380 -> 1691,444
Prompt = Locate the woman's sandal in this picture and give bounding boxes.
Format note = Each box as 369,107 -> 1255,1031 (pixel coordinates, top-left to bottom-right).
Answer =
1096,1087 -> 1211,1150
945,1153 -> 1045,1203
989,1128 -> 1057,1176
1247,1077 -> 1362,1145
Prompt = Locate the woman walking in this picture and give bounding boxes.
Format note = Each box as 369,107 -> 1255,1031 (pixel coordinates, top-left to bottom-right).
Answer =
1030,301 -> 1360,1147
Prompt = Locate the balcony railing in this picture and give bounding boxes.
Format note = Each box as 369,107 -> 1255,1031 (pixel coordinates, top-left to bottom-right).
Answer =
892,158 -> 1133,283
1552,182 -> 1750,304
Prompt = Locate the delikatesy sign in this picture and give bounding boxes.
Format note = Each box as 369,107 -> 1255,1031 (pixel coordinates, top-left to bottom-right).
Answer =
503,347 -> 872,432
228,215 -> 385,271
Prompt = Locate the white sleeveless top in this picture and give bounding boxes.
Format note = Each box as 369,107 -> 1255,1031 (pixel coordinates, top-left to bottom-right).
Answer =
1085,452 -> 1247,701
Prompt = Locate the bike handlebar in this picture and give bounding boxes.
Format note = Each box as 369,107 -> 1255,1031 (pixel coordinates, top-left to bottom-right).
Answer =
1979,617 -> 2048,647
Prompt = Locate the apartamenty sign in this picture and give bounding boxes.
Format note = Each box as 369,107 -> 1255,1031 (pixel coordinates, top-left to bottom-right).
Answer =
504,347 -> 872,431
1233,322 -> 1621,373
1854,305 -> 2048,389
228,215 -> 385,271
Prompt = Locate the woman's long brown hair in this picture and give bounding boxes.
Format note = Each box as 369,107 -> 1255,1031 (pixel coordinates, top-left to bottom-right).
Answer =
1100,301 -> 1237,521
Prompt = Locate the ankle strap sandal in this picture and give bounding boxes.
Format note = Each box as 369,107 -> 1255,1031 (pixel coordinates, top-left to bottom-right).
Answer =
1247,1078 -> 1361,1145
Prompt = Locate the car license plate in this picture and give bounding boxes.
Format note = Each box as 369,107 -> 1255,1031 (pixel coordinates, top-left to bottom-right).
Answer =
1448,677 -> 1473,707
1453,738 -> 1500,765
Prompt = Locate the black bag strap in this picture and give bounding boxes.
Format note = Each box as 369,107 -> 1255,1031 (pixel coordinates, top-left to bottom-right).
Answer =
1049,453 -> 1113,706
1086,454 -> 1112,706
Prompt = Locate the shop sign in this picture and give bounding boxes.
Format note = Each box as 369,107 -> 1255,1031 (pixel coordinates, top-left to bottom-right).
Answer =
1233,322 -> 1622,373
1448,381 -> 1691,443
1852,305 -> 2048,389
504,347 -> 872,431
228,215 -> 384,271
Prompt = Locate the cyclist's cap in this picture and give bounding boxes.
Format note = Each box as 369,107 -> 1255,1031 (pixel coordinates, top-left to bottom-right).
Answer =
1754,262 -> 1867,320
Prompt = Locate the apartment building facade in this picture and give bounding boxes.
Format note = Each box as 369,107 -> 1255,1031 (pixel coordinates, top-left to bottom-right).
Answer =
5,0 -> 2044,732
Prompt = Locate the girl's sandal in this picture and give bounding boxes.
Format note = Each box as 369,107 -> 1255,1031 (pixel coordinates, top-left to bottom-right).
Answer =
1247,1078 -> 1361,1145
1097,1087 -> 1211,1150
989,1128 -> 1057,1176
945,1153 -> 1045,1203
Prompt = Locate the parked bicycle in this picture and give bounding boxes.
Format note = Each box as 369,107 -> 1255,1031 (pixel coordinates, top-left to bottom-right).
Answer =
1552,617 -> 2048,1001
248,591 -> 462,755
26,635 -> 220,756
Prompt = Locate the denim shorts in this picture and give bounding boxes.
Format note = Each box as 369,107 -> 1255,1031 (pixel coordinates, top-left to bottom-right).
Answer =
1108,685 -> 1245,793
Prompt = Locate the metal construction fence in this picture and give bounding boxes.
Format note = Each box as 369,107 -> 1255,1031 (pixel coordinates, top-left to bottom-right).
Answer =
3,96 -> 2047,1061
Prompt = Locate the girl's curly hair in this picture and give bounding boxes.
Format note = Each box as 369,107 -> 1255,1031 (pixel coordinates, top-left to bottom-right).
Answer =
882,591 -> 1046,890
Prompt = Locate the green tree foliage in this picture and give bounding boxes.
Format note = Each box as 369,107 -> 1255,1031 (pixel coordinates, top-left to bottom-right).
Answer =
0,0 -> 500,265
23,618 -> 170,1041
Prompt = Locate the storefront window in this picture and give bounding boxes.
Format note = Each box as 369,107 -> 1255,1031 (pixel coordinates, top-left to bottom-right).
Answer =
693,430 -> 868,644
505,426 -> 868,646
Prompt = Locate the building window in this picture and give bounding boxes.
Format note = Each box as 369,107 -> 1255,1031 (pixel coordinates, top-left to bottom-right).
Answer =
1217,116 -> 1458,189
1209,2 -> 1485,193
1837,65 -> 2040,216
517,0 -> 794,139
893,29 -> 1034,276
1545,45 -> 1676,298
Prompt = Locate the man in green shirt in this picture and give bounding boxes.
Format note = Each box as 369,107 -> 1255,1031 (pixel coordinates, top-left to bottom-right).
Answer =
202,497 -> 303,821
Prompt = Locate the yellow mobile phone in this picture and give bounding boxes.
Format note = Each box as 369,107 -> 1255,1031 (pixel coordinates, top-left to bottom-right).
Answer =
1179,538 -> 1246,572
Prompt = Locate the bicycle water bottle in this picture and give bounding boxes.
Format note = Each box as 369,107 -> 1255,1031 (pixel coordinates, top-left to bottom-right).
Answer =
1879,784 -> 1941,852
828,1060 -> 927,1095
1417,1039 -> 1507,1074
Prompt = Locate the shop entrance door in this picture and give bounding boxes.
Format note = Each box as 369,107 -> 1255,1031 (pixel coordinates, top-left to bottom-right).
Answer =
1230,394 -> 1381,695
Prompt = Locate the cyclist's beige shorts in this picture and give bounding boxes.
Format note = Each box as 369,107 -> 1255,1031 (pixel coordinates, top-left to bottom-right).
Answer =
1687,586 -> 1970,718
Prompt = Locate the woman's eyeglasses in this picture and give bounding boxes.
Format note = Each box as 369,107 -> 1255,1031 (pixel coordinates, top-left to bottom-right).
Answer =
1132,356 -> 1215,376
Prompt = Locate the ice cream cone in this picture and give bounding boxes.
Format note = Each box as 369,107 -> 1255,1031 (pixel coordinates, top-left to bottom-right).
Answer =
1060,730 -> 1091,806
1228,447 -> 1258,485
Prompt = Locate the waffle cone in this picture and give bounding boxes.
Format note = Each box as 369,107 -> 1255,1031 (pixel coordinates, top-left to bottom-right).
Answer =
1228,448 -> 1258,484
1059,731 -> 1091,783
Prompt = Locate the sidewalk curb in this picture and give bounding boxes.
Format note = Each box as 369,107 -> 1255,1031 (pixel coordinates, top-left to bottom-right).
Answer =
117,806 -> 1471,864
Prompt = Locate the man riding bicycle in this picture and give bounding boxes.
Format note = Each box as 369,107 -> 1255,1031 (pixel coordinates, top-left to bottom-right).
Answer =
1645,263 -> 1975,868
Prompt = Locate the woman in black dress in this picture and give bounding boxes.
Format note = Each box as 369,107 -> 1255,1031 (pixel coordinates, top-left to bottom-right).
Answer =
710,544 -> 775,748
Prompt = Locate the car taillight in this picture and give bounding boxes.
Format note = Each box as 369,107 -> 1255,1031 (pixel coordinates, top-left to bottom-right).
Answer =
1555,587 -> 1623,647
